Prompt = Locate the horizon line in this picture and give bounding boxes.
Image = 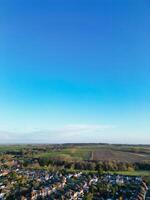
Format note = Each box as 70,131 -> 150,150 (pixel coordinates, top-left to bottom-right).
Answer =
0,142 -> 149,145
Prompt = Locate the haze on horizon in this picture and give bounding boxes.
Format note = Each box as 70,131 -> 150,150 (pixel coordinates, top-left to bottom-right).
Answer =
0,0 -> 150,144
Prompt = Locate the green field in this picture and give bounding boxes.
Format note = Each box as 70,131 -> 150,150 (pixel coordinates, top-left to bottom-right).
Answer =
0,144 -> 150,163
31,144 -> 150,163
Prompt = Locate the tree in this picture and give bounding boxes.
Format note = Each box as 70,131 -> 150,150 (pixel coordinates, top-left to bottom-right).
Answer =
84,192 -> 93,200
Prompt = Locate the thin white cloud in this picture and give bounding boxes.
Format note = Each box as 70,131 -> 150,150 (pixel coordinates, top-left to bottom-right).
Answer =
64,124 -> 115,132
0,131 -> 21,143
0,124 -> 116,143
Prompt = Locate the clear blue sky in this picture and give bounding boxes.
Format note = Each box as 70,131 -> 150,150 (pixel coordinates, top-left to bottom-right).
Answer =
0,0 -> 150,143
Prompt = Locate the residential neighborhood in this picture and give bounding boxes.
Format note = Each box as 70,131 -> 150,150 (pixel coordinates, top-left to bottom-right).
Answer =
0,167 -> 149,200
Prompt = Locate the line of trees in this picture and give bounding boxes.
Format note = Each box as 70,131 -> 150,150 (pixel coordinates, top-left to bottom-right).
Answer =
23,157 -> 150,172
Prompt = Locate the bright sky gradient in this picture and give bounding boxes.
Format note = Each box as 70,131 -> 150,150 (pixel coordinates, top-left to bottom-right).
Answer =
0,0 -> 150,144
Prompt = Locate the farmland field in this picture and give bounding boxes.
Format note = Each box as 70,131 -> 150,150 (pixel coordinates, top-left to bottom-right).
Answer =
32,144 -> 150,163
91,148 -> 150,162
0,144 -> 150,163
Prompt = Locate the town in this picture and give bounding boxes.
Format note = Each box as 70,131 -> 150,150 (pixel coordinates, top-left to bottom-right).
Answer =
0,167 -> 149,200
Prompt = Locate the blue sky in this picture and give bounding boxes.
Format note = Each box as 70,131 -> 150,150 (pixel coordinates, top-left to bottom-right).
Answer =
0,0 -> 150,143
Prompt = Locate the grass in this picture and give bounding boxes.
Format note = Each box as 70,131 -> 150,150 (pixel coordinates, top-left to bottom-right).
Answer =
108,170 -> 150,177
33,147 -> 92,161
